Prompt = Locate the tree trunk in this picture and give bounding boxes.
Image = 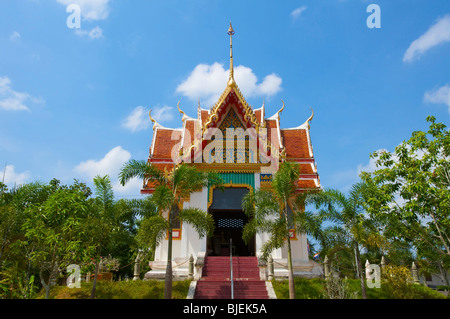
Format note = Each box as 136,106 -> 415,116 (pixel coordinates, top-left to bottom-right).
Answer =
39,269 -> 50,300
284,202 -> 296,299
90,259 -> 100,299
430,210 -> 450,256
286,234 -> 296,299
91,229 -> 104,299
354,242 -> 367,299
438,260 -> 449,286
164,208 -> 174,299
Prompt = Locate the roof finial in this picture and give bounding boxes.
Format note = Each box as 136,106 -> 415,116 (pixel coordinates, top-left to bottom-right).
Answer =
227,22 -> 235,86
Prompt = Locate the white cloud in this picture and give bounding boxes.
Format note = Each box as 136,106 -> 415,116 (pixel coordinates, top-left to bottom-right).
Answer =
357,149 -> 389,175
112,177 -> 143,197
403,15 -> 450,62
74,146 -> 144,198
291,6 -> 307,21
75,26 -> 104,40
0,76 -> 44,111
74,146 -> 131,180
2,165 -> 31,188
122,105 -> 174,132
424,84 -> 450,113
56,0 -> 111,21
176,62 -> 282,106
122,106 -> 149,132
10,31 -> 21,41
152,105 -> 174,123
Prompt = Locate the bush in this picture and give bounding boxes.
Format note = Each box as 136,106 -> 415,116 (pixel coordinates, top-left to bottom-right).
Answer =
271,277 -> 445,299
36,280 -> 192,299
436,285 -> 450,291
324,276 -> 358,299
381,264 -> 413,299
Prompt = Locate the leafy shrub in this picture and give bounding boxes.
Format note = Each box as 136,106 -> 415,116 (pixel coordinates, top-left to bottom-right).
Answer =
271,277 -> 445,299
436,285 -> 450,291
324,276 -> 358,299
381,264 -> 413,299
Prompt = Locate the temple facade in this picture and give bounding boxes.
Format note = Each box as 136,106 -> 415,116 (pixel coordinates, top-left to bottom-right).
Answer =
142,24 -> 323,280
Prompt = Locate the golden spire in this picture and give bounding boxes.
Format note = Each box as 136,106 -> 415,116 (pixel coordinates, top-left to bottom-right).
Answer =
227,22 -> 235,86
149,109 -> 157,130
176,101 -> 187,122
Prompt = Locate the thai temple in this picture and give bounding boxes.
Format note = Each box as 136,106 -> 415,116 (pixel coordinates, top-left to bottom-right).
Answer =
141,24 -> 323,285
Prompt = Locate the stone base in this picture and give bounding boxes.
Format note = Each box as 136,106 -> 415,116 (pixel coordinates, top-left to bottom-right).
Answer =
269,258 -> 323,279
144,257 -> 194,281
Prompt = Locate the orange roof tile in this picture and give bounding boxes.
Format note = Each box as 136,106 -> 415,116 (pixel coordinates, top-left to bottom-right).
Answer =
281,129 -> 312,159
152,128 -> 182,159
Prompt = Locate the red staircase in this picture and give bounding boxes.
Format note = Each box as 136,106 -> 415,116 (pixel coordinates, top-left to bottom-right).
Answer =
194,256 -> 269,299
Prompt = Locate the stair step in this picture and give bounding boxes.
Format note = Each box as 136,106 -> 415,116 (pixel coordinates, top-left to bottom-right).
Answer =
194,256 -> 268,299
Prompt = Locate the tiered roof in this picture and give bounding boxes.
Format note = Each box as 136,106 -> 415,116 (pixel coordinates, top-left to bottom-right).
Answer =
142,23 -> 320,194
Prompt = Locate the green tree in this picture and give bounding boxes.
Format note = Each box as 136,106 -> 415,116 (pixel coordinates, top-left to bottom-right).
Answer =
361,116 -> 449,265
87,175 -> 116,299
0,181 -> 63,299
119,161 -> 221,299
0,181 -> 53,268
108,197 -> 156,278
22,180 -> 92,299
242,162 -> 323,299
310,182 -> 384,299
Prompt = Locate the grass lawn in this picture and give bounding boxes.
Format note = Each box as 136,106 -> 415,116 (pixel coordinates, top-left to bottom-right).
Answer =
38,280 -> 192,299
37,278 -> 446,299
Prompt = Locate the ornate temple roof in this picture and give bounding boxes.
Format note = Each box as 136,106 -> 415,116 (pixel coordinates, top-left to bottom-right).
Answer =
142,23 -> 320,194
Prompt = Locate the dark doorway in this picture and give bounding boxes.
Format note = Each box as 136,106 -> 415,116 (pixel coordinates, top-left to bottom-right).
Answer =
207,209 -> 255,256
207,187 -> 255,257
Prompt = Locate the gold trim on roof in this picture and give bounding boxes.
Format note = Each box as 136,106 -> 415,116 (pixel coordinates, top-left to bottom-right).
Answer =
202,86 -> 261,135
176,101 -> 190,123
275,100 -> 285,122
177,23 -> 283,167
306,108 -> 314,130
149,109 -> 158,131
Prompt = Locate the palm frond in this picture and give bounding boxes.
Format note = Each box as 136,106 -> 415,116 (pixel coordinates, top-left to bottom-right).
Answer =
118,159 -> 164,186
152,185 -> 174,213
271,162 -> 300,200
178,207 -> 215,238
136,215 -> 169,250
258,218 -> 289,260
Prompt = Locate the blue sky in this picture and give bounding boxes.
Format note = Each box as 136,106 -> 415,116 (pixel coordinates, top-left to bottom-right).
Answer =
1,0 -> 449,198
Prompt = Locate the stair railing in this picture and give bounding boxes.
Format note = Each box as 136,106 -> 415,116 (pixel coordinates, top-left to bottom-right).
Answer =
230,238 -> 234,299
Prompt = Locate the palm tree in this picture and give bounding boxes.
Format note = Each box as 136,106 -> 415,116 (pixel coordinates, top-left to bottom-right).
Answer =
311,182 -> 381,299
119,161 -> 222,299
242,162 -> 323,299
89,175 -> 115,299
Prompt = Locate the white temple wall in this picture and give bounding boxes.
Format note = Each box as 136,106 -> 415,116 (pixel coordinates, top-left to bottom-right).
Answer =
152,187 -> 208,262
180,187 -> 208,258
280,232 -> 309,262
